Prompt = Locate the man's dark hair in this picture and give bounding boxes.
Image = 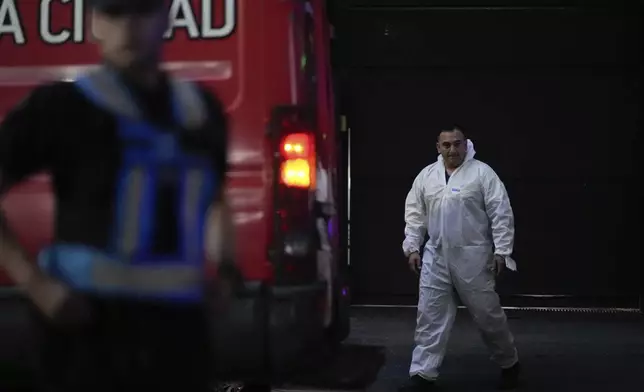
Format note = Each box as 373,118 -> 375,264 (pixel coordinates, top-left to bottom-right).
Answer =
438,125 -> 466,141
88,0 -> 166,14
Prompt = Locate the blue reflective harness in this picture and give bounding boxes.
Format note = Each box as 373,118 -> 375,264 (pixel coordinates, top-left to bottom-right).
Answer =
38,68 -> 217,302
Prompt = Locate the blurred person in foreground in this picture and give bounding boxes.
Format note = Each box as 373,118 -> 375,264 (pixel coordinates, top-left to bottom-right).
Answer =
399,126 -> 520,391
0,0 -> 238,390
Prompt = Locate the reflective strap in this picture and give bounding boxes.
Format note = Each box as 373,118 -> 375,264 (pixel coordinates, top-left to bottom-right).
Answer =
170,78 -> 207,129
78,68 -> 141,119
77,66 -> 207,128
116,167 -> 146,255
92,258 -> 201,294
182,169 -> 205,260
39,245 -> 203,295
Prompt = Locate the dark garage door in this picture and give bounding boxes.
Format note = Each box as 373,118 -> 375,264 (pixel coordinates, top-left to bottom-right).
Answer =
333,2 -> 642,305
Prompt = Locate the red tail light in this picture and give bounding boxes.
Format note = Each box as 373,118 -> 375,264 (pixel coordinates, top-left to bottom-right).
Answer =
268,106 -> 319,284
280,133 -> 315,188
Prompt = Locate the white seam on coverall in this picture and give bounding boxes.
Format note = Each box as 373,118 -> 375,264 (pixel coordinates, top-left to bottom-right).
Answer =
403,139 -> 519,380
316,163 -> 333,326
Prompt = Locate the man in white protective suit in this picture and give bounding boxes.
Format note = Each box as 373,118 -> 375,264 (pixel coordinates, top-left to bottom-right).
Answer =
399,126 -> 521,391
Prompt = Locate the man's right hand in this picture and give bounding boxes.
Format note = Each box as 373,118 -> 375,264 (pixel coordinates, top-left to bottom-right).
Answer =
208,262 -> 244,312
408,252 -> 421,274
0,216 -> 90,326
24,274 -> 92,326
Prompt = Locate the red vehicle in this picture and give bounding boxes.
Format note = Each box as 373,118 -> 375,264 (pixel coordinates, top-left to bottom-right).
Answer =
0,0 -> 349,380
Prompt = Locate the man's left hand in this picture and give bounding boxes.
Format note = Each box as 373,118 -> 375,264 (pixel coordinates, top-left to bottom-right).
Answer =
210,262 -> 243,308
492,254 -> 505,277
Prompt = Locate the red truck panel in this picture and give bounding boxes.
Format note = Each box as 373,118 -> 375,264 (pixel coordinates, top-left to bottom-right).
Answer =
0,0 -> 303,284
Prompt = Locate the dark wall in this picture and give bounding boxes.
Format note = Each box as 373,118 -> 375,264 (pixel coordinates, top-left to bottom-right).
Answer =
331,1 -> 643,305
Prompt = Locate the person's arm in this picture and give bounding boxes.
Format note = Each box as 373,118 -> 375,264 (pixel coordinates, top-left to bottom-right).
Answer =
402,168 -> 428,257
206,192 -> 235,266
196,88 -> 234,266
0,84 -> 67,309
481,165 -> 517,270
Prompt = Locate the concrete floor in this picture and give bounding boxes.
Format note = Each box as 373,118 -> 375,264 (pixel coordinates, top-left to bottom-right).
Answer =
2,296 -> 643,391
347,307 -> 644,391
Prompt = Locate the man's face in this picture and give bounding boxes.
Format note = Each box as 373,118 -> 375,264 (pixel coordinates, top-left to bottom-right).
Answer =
91,6 -> 168,69
436,130 -> 467,168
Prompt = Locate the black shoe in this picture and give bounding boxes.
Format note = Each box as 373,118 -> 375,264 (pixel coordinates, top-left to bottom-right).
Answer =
498,362 -> 521,390
398,375 -> 437,391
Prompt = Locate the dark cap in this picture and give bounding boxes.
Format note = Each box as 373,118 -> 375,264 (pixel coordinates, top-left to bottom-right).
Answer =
89,0 -> 166,15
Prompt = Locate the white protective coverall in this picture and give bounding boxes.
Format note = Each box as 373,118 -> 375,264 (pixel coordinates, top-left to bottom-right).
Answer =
316,163 -> 334,326
402,140 -> 518,380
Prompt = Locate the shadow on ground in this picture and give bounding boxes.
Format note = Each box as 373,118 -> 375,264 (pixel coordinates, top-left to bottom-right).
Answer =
2,295 -> 643,391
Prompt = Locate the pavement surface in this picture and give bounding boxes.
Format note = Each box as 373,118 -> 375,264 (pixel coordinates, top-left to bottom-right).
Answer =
349,306 -> 644,392
2,294 -> 643,391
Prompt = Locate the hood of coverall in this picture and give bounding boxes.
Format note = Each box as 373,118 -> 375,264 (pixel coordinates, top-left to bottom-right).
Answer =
436,139 -> 476,165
